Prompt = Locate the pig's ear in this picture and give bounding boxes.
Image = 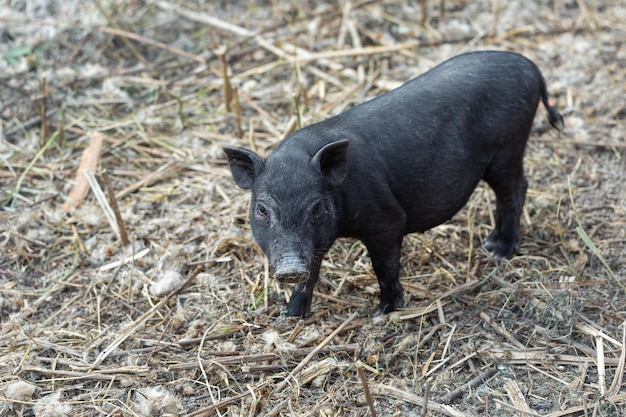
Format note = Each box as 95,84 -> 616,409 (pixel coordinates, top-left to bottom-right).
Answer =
312,139 -> 350,186
223,146 -> 263,189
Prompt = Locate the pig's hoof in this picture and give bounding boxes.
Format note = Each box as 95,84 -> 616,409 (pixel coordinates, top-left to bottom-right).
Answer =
483,234 -> 518,260
376,297 -> 404,316
285,303 -> 311,318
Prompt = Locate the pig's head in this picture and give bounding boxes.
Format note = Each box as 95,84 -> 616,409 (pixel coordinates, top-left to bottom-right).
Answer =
223,139 -> 349,283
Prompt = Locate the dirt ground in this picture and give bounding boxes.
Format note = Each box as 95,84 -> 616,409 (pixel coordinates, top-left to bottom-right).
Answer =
1,0 -> 625,416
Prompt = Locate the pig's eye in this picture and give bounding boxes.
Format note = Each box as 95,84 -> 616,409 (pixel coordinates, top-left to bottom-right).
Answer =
256,203 -> 270,219
308,202 -> 323,220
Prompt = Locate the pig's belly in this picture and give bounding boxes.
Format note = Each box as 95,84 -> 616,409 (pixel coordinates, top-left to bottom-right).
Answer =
399,171 -> 485,233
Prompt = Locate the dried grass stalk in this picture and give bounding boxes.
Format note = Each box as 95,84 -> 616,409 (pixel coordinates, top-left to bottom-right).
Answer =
376,384 -> 466,417
504,378 -> 533,416
606,323 -> 626,397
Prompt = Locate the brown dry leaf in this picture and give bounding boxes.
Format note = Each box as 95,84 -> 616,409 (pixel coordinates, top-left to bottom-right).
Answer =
62,132 -> 104,213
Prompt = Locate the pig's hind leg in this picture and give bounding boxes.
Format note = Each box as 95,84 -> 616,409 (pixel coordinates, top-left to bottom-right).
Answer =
482,159 -> 528,260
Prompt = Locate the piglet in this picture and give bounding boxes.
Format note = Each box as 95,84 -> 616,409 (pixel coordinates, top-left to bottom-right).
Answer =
224,51 -> 563,317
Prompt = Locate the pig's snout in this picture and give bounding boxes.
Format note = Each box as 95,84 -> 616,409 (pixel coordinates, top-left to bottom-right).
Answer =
274,256 -> 310,283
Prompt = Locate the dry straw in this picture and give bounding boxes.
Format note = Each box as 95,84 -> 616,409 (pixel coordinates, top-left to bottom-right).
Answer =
1,0 -> 625,415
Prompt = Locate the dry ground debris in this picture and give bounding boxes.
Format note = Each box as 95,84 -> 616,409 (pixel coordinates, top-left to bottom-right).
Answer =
1,0 -> 625,416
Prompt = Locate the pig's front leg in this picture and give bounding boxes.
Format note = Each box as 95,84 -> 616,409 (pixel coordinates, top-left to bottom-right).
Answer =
363,236 -> 405,315
285,258 -> 322,317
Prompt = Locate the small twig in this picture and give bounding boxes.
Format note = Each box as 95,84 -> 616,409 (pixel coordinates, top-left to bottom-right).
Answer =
216,45 -> 233,112
62,132 -> 103,213
236,89 -> 281,136
98,248 -> 149,272
183,390 -> 257,417
256,399 -> 289,417
417,323 -> 446,351
606,323 -> 626,397
38,76 -> 48,145
419,0 -> 427,26
438,366 -> 498,404
99,170 -> 129,246
187,256 -> 232,266
286,320 -> 305,344
234,87 -> 243,138
504,378 -> 533,415
388,302 -> 441,321
246,384 -> 258,417
576,322 -> 622,349
84,170 -> 119,238
596,334 -> 606,396
356,361 -> 377,417
440,323 -> 456,360
489,0 -> 501,37
273,312 -> 358,393
421,380 -> 431,417
70,224 -> 86,254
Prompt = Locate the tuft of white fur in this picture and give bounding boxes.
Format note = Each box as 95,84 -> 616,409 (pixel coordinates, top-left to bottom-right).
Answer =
5,380 -> 37,401
132,386 -> 182,416
149,270 -> 184,297
33,392 -> 72,417
261,330 -> 296,352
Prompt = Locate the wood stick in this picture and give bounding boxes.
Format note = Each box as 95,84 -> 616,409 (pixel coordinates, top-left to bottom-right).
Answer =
62,132 -> 103,213
356,361 -> 377,417
216,45 -> 233,112
438,366 -> 498,404
504,378 -> 533,416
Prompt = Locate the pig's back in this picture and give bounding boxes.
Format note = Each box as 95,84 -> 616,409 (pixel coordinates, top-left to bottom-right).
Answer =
277,51 -> 546,235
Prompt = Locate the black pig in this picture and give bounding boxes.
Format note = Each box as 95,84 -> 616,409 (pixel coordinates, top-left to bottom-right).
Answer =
223,51 -> 563,317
